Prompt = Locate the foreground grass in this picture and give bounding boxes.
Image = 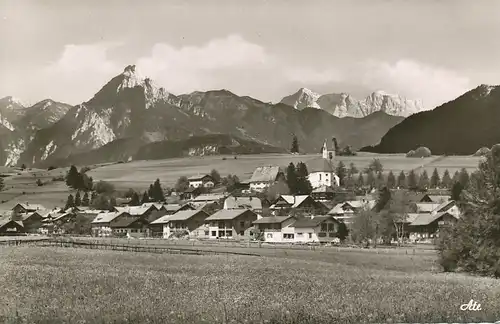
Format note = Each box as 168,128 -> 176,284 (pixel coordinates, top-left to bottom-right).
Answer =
1,247 -> 499,323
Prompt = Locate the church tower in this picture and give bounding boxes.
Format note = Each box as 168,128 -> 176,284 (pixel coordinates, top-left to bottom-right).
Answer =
321,138 -> 336,161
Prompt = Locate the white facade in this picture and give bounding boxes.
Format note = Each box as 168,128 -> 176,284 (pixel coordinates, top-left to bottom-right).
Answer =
189,179 -> 215,188
249,181 -> 270,192
162,223 -> 209,239
308,172 -> 340,188
259,218 -> 296,243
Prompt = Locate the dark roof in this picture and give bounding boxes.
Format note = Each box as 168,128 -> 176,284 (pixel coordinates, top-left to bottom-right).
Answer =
253,216 -> 293,224
292,216 -> 337,228
184,187 -> 202,193
167,210 -> 208,221
306,157 -> 335,173
206,209 -> 256,221
249,166 -> 281,183
0,219 -> 24,229
110,217 -> 148,228
188,174 -> 212,181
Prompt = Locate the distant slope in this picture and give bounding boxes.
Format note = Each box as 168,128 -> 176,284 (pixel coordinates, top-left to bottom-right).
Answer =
44,134 -> 287,167
362,84 -> 500,155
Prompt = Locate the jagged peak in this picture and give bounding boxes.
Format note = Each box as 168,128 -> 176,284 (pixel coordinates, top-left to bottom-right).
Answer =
0,96 -> 25,107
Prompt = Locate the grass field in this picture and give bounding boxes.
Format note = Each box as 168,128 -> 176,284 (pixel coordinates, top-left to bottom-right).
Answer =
0,153 -> 483,210
0,245 -> 499,323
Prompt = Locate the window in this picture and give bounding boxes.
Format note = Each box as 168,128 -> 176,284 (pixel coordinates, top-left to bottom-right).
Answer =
321,223 -> 327,232
266,233 -> 273,238
211,231 -> 217,237
218,222 -> 224,229
327,223 -> 334,232
297,233 -> 303,237
226,230 -> 233,237
308,233 -> 312,239
329,233 -> 335,237
240,221 -> 245,228
283,233 -> 294,239
205,231 -> 210,236
318,232 -> 327,237
319,174 -> 322,181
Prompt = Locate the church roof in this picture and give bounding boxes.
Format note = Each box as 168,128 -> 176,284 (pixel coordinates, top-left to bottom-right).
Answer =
306,157 -> 335,173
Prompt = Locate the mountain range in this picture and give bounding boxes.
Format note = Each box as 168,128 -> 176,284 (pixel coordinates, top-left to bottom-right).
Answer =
362,84 -> 500,155
280,88 -> 425,118
1,65 -> 409,167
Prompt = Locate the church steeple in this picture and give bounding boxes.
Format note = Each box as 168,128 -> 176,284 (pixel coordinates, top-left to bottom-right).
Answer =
322,140 -> 328,159
321,138 -> 335,161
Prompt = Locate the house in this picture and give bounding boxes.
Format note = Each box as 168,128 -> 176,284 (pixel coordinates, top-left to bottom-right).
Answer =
290,215 -> 339,243
110,217 -> 150,238
415,202 -> 441,214
310,185 -> 336,202
428,195 -> 451,204
91,211 -> 132,237
113,205 -> 157,219
190,193 -> 228,209
182,187 -> 202,200
248,166 -> 284,192
150,210 -> 210,239
253,216 -> 296,243
188,174 -> 215,188
146,210 -> 169,236
270,195 -> 326,215
328,200 -> 376,224
407,212 -> 460,241
0,218 -> 25,236
205,209 -> 258,239
223,196 -> 263,214
20,211 -> 44,233
141,202 -> 166,211
163,203 -> 194,215
12,203 -> 46,214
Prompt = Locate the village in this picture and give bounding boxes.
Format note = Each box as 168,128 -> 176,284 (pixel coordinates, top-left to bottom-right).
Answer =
0,139 -> 465,247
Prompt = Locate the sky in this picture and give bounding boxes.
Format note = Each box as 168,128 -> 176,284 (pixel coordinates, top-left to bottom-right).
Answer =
1,0 -> 499,108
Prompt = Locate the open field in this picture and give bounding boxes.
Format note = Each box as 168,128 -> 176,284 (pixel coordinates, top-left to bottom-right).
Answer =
0,153 -> 483,209
87,153 -> 483,191
0,245 -> 499,323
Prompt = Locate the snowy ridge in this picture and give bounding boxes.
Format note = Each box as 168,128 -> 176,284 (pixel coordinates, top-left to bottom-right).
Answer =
281,88 -> 425,117
0,115 -> 15,131
71,105 -> 116,148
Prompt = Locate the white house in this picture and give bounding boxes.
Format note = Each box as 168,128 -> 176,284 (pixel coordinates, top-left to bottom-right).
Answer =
188,174 -> 215,188
150,210 -> 210,239
305,139 -> 340,189
91,212 -> 128,237
248,166 -> 284,192
328,200 -> 376,224
205,209 -> 258,239
290,215 -> 339,243
253,216 -> 296,243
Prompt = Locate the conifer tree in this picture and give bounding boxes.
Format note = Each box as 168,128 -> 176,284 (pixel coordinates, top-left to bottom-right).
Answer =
356,172 -> 364,188
430,168 -> 441,188
65,194 -> 75,210
74,191 -> 82,206
418,170 -> 430,190
375,171 -> 385,188
141,191 -> 149,204
336,161 -> 347,186
82,191 -> 90,206
286,163 -> 298,194
386,171 -> 396,189
348,163 -> 358,177
459,168 -> 470,188
407,170 -> 418,190
441,169 -> 452,189
130,192 -> 141,206
366,170 -> 376,188
66,165 -> 79,188
291,135 -> 299,153
109,196 -> 117,211
148,184 -> 154,199
397,171 -> 407,189
152,178 -> 164,202
295,162 -> 312,194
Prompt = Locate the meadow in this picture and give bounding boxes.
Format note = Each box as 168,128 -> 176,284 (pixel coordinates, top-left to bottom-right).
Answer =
0,245 -> 499,324
0,153 -> 482,210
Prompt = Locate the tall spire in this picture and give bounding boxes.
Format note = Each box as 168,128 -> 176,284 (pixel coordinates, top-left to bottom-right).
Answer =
322,139 -> 328,159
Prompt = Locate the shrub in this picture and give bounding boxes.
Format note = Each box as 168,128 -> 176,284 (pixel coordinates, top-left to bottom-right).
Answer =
36,179 -> 43,186
473,147 -> 490,157
94,181 -> 115,195
406,147 -> 432,158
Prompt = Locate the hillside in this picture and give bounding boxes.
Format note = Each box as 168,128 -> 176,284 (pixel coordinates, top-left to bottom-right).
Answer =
362,85 -> 500,155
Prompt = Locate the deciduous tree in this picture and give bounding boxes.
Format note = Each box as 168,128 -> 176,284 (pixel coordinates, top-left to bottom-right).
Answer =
175,176 -> 189,192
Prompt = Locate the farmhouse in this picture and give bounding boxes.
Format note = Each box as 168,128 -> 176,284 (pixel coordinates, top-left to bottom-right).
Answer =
290,215 -> 339,243
163,203 -> 194,215
12,203 -> 46,214
0,218 -> 25,236
205,209 -> 258,239
223,196 -> 263,214
114,205 -> 157,219
110,217 -> 150,238
406,212 -> 460,241
150,210 -> 210,239
19,211 -> 44,233
270,195 -> 326,215
328,200 -> 376,224
188,174 -> 215,188
253,216 -> 296,243
182,186 -> 202,200
248,166 -> 284,192
91,211 -> 132,237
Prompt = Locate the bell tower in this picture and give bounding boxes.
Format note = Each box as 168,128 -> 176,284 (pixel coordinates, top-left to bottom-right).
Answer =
322,140 -> 329,159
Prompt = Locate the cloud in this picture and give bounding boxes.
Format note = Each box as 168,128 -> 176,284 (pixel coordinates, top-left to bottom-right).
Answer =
285,67 -> 342,85
360,59 -> 472,108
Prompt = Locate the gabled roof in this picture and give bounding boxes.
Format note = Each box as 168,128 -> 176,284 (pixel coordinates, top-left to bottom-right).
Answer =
188,174 -> 212,181
409,212 -> 459,226
205,209 -> 256,221
415,203 -> 441,213
312,185 -> 335,193
192,194 -> 228,202
432,200 -> 456,214
13,203 -> 46,211
114,206 -> 152,216
0,218 -> 23,229
224,196 -> 262,210
110,217 -> 147,228
249,166 -> 281,183
428,195 -> 450,203
163,203 -> 194,212
305,157 -> 335,173
141,203 -> 163,210
20,211 -> 43,221
327,200 -> 376,215
91,212 -> 123,224
165,210 -> 208,222
253,216 -> 293,224
291,216 -> 338,228
275,195 -> 311,208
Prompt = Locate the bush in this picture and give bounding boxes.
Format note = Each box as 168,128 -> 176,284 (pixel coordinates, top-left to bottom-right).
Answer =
94,181 -> 115,195
406,147 -> 432,158
473,147 -> 490,157
36,179 -> 43,186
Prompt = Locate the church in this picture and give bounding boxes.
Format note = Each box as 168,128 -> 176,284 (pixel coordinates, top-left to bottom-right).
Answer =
305,139 -> 340,189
